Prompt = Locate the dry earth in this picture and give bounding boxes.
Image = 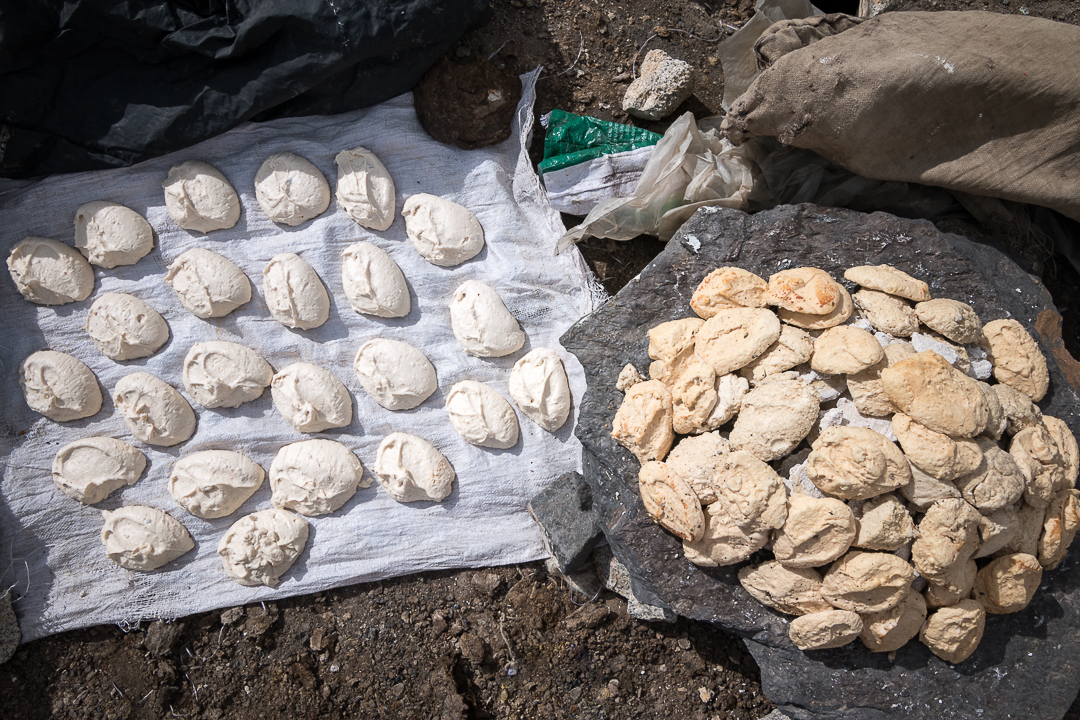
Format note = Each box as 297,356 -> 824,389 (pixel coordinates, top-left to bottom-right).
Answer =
3,1 -> 1080,718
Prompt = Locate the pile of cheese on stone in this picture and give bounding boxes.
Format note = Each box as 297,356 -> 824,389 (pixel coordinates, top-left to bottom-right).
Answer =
612,264 -> 1079,663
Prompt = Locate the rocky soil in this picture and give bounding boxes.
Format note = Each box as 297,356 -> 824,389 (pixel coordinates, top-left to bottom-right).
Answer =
3,1 -> 1079,718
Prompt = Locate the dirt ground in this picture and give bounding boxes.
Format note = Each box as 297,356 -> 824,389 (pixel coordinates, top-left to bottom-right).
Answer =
4,1 -> 1080,718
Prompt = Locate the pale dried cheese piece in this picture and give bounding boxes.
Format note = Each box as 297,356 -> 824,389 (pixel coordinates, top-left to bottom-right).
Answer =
218,509 -> 309,586
335,147 -> 396,231
20,350 -> 102,421
74,201 -> 154,268
101,505 -> 194,571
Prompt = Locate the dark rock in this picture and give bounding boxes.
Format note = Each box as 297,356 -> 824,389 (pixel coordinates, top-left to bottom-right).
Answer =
562,204 -> 1080,720
528,471 -> 602,574
0,591 -> 19,664
412,56 -> 522,150
144,620 -> 183,657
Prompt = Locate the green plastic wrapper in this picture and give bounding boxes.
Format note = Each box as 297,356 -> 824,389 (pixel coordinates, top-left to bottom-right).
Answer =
539,110 -> 661,175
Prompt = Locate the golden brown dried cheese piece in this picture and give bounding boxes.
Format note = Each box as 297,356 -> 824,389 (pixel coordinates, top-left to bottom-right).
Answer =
820,550 -> 914,614
993,383 -> 1044,436
612,380 -> 674,463
974,506 -> 1020,559
852,494 -> 916,551
1010,425 -> 1066,509
778,282 -> 853,330
638,461 -> 705,542
690,267 -> 768,318
772,495 -> 856,568
998,503 -> 1045,559
844,264 -> 930,302
807,426 -> 910,500
860,589 -> 927,653
1038,488 -> 1080,570
954,438 -> 1026,513
739,324 -> 814,382
789,610 -> 863,650
977,381 -> 1007,440
892,414 -> 983,481
1042,416 -> 1079,486
728,379 -> 819,462
683,503 -> 769,567
919,599 -> 986,664
853,289 -> 919,337
881,351 -> 989,438
911,498 -> 982,585
671,357 -> 718,435
695,308 -> 781,376
665,432 -> 728,505
616,364 -> 646,392
914,298 -> 982,345
846,341 -> 915,418
810,326 -> 884,375
713,450 -> 788,532
925,559 -> 977,609
900,463 -> 963,510
972,553 -> 1042,614
982,319 -> 1050,402
648,317 -> 704,385
765,267 -> 840,315
738,561 -> 833,616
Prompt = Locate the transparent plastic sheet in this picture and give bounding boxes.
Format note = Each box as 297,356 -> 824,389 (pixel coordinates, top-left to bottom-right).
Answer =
556,112 -> 759,251
0,70 -> 600,641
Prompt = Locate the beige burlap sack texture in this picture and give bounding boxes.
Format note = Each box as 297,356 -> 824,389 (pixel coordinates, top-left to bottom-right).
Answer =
722,11 -> 1080,224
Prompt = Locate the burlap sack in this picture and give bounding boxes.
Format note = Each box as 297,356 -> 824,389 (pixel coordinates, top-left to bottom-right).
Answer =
722,11 -> 1080,223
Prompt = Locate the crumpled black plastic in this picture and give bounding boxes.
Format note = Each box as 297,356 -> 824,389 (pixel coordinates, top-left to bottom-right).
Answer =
0,0 -> 492,179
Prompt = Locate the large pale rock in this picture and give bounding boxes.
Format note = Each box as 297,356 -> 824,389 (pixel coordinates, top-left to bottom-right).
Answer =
622,49 -> 695,121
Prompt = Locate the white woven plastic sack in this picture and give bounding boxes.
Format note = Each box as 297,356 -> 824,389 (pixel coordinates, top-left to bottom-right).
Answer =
0,69 -> 598,641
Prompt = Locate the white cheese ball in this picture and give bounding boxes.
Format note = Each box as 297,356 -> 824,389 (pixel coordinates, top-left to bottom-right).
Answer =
168,450 -> 265,519
101,506 -> 194,571
182,341 -> 273,408
52,437 -> 146,505
448,280 -> 525,357
402,193 -> 485,266
218,508 -> 309,587
269,439 -> 363,516
73,201 -> 154,268
20,350 -> 102,421
166,248 -> 251,318
86,293 -> 170,361
446,380 -> 520,449
162,160 -> 241,233
263,252 -> 330,329
509,348 -> 572,432
7,237 -> 94,305
254,152 -> 330,226
341,242 -> 410,318
271,362 -> 352,432
113,372 -> 197,447
375,432 -> 455,503
353,338 -> 437,411
335,147 -> 396,231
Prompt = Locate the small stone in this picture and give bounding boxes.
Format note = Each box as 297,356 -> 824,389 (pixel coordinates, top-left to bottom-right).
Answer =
220,607 -> 244,626
431,613 -> 448,635
391,682 -> 405,698
528,472 -> 602,574
144,620 -> 183,657
459,633 -> 486,664
623,50 -> 695,120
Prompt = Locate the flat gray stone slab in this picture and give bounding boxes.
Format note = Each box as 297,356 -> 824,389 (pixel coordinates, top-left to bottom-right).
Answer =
562,204 -> 1080,720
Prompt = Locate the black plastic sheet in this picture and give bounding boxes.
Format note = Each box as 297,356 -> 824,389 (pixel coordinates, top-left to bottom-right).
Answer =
0,0 -> 491,178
